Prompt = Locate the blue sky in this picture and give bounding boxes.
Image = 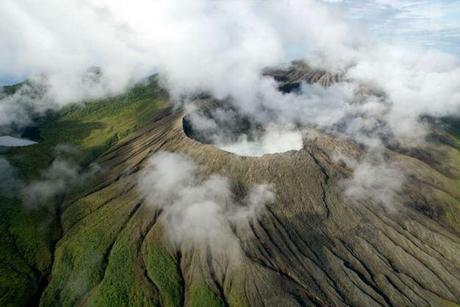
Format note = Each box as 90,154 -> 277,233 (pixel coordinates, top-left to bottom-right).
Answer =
1,75 -> 25,86
322,0 -> 460,55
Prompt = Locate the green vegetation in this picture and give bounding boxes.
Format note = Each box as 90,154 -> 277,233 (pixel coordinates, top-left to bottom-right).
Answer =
188,284 -> 225,307
1,81 -> 27,95
442,154 -> 460,233
6,77 -> 168,178
85,215 -> 163,307
444,117 -> 460,141
0,76 -> 169,306
432,118 -> 460,233
144,234 -> 183,307
2,77 -> 460,306
1,76 -> 225,307
39,191 -> 142,306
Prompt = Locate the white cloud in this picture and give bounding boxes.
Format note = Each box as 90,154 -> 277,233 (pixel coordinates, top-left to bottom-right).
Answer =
138,151 -> 274,254
2,0 -> 460,208
322,0 -> 460,54
336,149 -> 405,208
22,145 -> 100,207
218,126 -> 303,157
2,0 -> 459,140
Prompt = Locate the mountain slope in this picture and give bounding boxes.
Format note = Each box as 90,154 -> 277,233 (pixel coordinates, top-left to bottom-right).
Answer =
42,106 -> 460,306
1,72 -> 460,306
0,77 -> 169,306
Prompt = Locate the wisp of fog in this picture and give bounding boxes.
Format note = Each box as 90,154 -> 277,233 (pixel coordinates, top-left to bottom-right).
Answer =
2,0 -> 460,237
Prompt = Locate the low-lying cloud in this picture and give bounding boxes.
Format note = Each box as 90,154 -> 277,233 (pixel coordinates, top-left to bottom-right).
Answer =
2,0 -> 460,141
138,151 -> 274,255
2,0 -> 460,209
217,125 -> 303,157
0,145 -> 99,208
23,145 -> 100,207
334,149 -> 406,209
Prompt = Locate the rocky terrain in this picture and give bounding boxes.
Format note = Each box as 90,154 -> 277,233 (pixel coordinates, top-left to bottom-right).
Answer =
263,60 -> 342,92
2,65 -> 460,306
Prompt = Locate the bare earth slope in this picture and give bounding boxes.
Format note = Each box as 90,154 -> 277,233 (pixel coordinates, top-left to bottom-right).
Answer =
38,97 -> 460,306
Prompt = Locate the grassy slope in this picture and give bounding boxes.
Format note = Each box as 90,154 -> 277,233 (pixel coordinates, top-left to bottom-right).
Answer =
0,77 -> 168,306
7,78 -> 168,177
1,77 -> 225,307
1,77 -> 459,306
442,119 -> 460,231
